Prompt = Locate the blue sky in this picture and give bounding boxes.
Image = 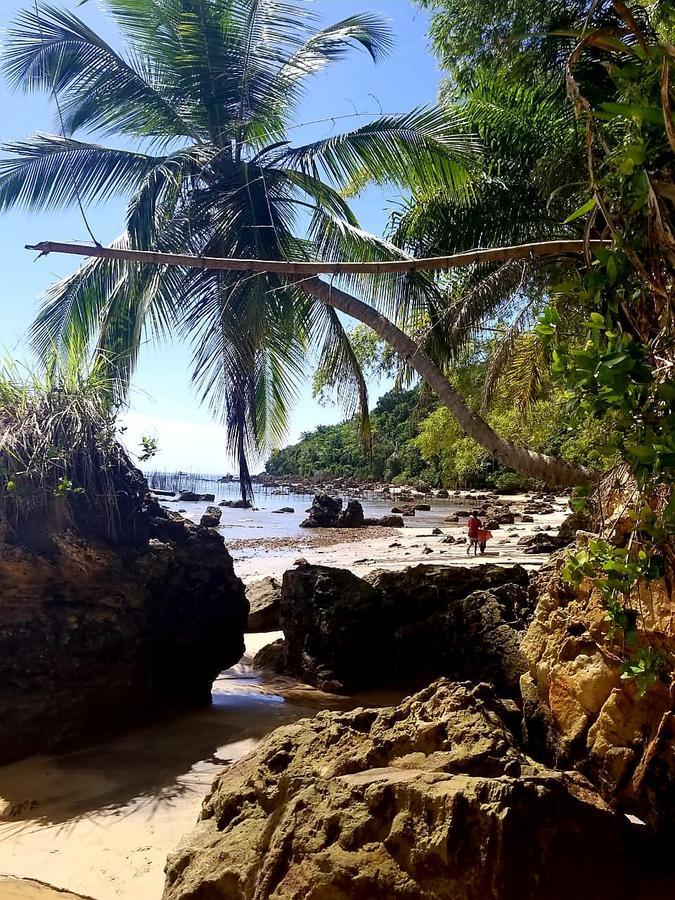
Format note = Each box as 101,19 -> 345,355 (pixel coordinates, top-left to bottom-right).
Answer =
0,0 -> 441,473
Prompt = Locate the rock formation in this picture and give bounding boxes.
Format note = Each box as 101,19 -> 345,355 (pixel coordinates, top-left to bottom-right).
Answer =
299,494 -> 344,527
521,550 -> 675,835
0,469 -> 248,765
246,576 -> 282,632
179,490 -> 215,503
274,563 -> 531,694
200,506 -> 223,528
164,680 -> 630,900
300,495 -> 401,529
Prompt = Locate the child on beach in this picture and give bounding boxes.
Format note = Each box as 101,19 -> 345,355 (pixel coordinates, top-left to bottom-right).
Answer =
466,510 -> 482,556
467,510 -> 492,555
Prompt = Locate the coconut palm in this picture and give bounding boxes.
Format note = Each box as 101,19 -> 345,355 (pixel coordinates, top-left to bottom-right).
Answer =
1,0 -> 593,491
390,68 -> 588,408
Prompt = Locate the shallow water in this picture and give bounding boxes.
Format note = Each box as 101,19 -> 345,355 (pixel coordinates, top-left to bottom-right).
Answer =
157,479 -> 465,560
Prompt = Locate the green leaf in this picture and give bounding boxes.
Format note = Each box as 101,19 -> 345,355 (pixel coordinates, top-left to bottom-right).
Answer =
627,444 -> 656,463
564,196 -> 597,224
600,103 -> 670,125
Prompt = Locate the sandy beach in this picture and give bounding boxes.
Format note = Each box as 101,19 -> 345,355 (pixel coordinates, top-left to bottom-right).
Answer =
233,493 -> 570,582
0,495 -> 570,900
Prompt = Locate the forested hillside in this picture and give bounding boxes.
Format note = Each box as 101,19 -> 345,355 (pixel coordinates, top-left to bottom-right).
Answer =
266,358 -> 617,489
265,388 -> 435,483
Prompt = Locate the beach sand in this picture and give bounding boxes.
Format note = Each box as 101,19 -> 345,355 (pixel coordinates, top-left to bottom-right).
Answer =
235,493 -> 570,582
0,496 -> 570,900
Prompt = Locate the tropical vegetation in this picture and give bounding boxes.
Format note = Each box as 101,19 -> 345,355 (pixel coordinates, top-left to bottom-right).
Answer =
412,0 -> 674,692
0,342 -> 142,547
0,0 -> 604,499
0,0 -> 481,497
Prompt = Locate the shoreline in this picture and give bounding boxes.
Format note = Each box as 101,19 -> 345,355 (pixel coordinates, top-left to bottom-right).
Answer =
233,492 -> 570,581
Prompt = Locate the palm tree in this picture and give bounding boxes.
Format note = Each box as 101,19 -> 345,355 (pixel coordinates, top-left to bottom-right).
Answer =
1,0 -> 593,492
390,68 -> 588,408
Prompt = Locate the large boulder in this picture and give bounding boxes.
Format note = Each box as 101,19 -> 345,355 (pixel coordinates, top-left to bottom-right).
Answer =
245,577 -> 282,632
220,499 -> 252,509
164,680 -> 630,900
337,498 -> 365,527
299,495 -> 367,529
276,564 -> 531,694
0,501 -> 248,765
179,491 -> 215,503
299,494 -> 344,528
376,514 -> 404,527
521,550 -> 675,835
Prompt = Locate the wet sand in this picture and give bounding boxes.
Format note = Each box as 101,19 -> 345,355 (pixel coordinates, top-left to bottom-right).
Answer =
0,636 -> 404,900
235,494 -> 570,581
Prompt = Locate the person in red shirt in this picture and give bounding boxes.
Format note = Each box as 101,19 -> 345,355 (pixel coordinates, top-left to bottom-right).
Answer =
466,510 -> 482,556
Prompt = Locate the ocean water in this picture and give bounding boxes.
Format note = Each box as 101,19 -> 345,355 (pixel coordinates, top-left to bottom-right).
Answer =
150,476 -> 465,560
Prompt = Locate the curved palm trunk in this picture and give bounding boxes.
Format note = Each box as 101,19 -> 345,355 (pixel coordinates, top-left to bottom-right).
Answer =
301,276 -> 596,488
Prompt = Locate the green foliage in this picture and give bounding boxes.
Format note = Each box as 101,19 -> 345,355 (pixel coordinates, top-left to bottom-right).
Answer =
265,388 -> 435,483
534,7 -> 675,696
0,343 -> 131,543
413,386 -> 617,487
138,435 -> 159,463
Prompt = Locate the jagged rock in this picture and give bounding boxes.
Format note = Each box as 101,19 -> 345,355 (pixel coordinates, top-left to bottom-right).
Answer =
436,489 -> 449,498
400,506 -> 416,517
484,519 -> 501,530
276,563 -> 531,695
522,514 -> 534,523
391,506 -> 403,513
442,535 -> 456,544
484,507 -> 516,525
523,502 -> 556,515
179,491 -> 215,503
0,507 -> 248,766
521,527 -> 675,835
164,680 -> 629,900
337,499 -> 365,528
220,499 -> 252,509
246,577 -> 282,632
252,638 -> 286,672
518,532 -> 564,554
199,506 -> 222,528
300,494 -> 365,529
557,508 -> 592,546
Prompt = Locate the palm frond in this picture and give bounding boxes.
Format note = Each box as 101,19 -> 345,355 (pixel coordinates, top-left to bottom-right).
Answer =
502,332 -> 551,408
0,134 -> 162,210
310,304 -> 372,451
482,301 -> 538,410
4,3 -> 196,142
437,260 -> 537,358
277,107 -> 480,195
278,13 -> 394,84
